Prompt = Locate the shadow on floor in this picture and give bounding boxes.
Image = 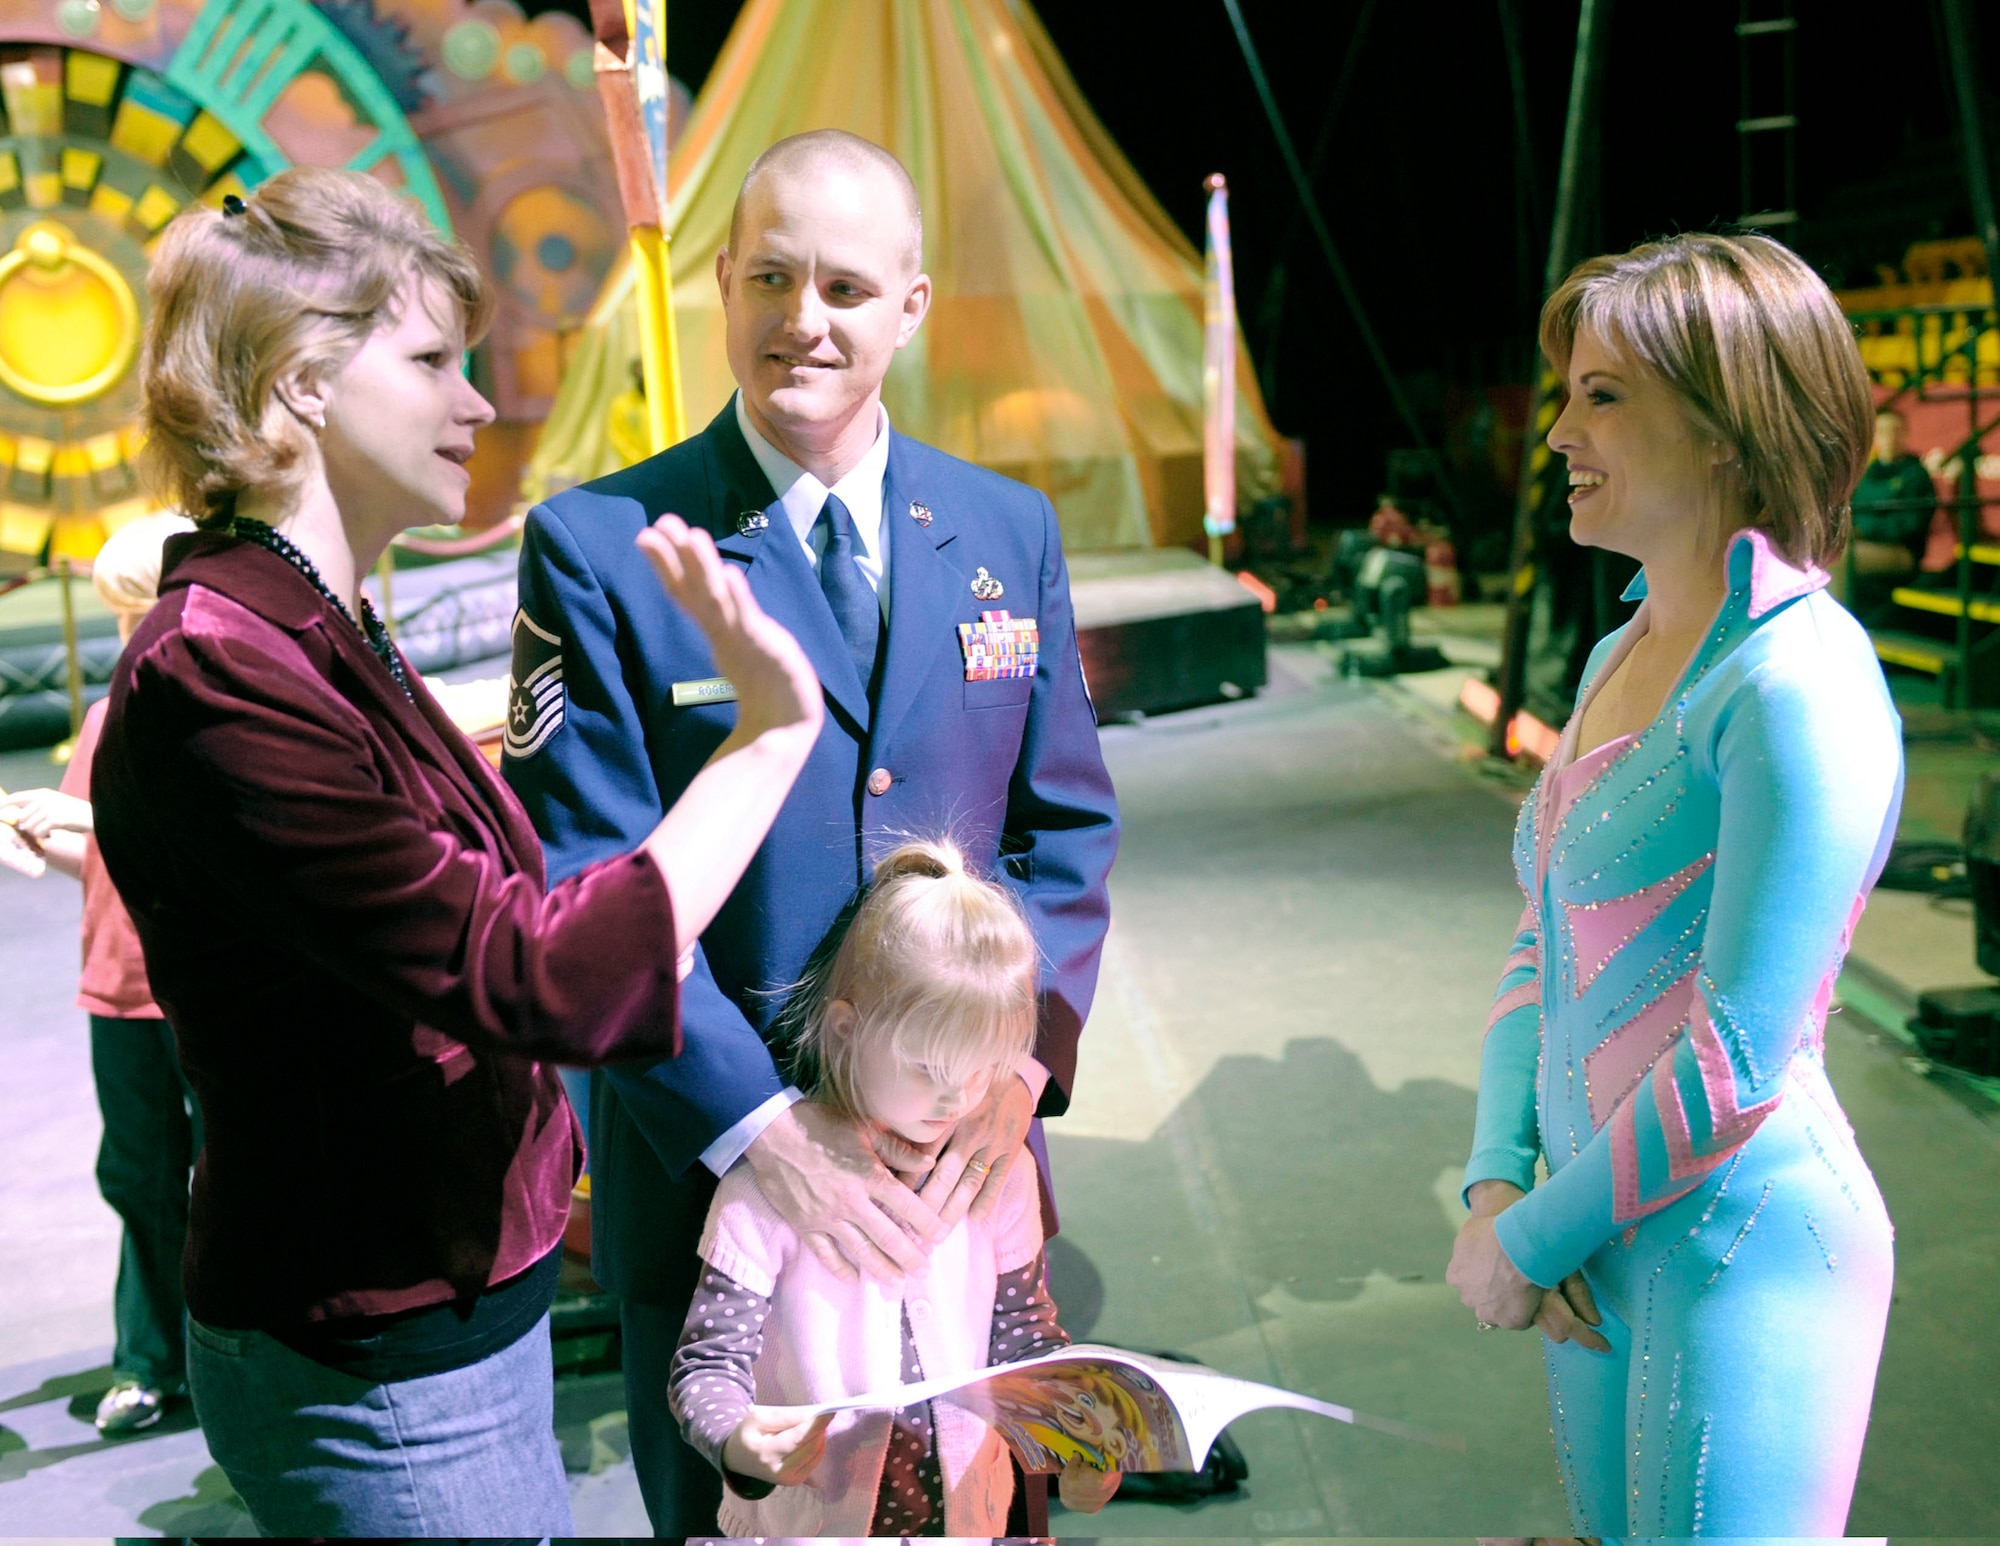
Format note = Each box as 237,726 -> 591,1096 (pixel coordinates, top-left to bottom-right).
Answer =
1046,1035 -> 1561,1536
554,1369 -> 631,1477
137,1461 -> 255,1535
0,1402 -> 199,1485
0,1364 -> 114,1415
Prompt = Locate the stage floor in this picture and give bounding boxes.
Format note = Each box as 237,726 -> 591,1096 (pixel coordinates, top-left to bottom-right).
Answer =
1,642 -> 1995,1535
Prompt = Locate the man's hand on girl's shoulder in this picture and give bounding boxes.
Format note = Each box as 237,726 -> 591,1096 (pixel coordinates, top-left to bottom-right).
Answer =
745,1099 -> 945,1283
919,1073 -> 1034,1228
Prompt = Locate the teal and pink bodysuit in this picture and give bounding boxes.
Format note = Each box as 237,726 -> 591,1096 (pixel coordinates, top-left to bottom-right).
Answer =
1466,529 -> 1901,1536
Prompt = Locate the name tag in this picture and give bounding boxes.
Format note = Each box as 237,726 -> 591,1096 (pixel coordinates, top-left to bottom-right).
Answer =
959,610 -> 1039,681
672,677 -> 738,707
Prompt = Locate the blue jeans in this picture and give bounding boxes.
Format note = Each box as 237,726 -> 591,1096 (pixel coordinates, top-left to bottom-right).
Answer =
186,1311 -> 573,1536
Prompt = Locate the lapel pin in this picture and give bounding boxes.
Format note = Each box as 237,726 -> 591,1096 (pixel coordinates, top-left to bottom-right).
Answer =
735,511 -> 770,537
971,566 -> 1004,601
908,499 -> 933,527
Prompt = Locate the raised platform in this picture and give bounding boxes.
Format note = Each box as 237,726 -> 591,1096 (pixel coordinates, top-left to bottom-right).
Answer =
0,542 -> 1268,747
1068,549 -> 1267,721
0,575 -> 117,752
0,546 -> 518,751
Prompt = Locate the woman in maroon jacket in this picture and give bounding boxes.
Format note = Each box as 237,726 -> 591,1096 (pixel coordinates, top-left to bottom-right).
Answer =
89,168 -> 822,1536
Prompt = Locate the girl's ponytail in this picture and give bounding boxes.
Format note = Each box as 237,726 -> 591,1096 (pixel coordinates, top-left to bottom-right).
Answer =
871,840 -> 961,885
778,836 -> 1039,1120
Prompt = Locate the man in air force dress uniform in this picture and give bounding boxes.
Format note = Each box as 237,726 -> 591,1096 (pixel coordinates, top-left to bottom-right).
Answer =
503,131 -> 1119,1531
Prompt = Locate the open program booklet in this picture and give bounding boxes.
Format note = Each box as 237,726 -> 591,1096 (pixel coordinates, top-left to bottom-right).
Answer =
791,1343 -> 1454,1473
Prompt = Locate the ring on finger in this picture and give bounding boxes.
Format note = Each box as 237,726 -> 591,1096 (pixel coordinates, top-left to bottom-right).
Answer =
966,1157 -> 991,1175
1476,1319 -> 1497,1332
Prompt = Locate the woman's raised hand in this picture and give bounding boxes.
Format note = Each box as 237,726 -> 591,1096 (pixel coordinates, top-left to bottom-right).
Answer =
635,516 -> 823,956
637,514 -> 822,743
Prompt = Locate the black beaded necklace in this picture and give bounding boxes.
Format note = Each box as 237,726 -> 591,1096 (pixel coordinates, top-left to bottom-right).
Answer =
227,517 -> 412,699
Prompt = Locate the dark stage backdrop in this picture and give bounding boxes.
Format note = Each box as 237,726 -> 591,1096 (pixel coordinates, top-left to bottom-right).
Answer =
527,0 -> 2000,558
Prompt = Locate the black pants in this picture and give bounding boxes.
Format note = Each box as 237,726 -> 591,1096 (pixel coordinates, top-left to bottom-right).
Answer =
621,1295 -> 725,1533
89,1014 -> 200,1387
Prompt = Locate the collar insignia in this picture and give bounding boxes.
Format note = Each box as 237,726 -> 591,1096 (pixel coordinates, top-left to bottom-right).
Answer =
909,500 -> 933,527
735,511 -> 770,537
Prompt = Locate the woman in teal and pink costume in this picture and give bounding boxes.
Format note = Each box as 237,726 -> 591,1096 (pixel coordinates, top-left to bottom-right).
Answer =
1448,232 -> 1900,1537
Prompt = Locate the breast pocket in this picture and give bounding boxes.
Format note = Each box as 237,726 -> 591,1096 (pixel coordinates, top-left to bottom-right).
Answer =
963,676 -> 1033,711
654,693 -> 738,767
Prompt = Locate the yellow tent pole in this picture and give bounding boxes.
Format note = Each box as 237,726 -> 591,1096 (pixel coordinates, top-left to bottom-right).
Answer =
630,225 -> 686,452
613,0 -> 685,453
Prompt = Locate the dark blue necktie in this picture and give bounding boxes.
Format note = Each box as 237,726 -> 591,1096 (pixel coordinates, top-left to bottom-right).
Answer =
816,493 -> 881,690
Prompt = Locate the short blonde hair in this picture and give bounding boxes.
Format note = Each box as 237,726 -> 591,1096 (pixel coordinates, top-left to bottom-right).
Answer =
1540,232 -> 1872,567
91,512 -> 195,615
780,839 -> 1038,1122
140,167 -> 493,527
729,130 -> 923,275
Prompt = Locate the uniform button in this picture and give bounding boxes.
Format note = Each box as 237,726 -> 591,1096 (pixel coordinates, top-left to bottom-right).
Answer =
909,1299 -> 931,1321
867,767 -> 893,796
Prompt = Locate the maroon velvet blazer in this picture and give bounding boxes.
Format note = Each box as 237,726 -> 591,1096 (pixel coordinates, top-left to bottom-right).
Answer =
92,532 -> 682,1329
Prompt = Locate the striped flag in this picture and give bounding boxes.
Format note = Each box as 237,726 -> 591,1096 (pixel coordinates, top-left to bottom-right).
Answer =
1202,172 -> 1237,541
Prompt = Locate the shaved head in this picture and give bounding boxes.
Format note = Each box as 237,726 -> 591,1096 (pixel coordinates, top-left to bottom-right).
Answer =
728,130 -> 923,275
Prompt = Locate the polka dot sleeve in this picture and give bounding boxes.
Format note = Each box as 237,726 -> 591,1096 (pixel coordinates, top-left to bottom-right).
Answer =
667,1262 -> 777,1498
988,1249 -> 1070,1365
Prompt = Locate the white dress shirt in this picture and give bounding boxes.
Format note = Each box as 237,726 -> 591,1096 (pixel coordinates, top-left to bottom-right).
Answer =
733,390 -> 891,616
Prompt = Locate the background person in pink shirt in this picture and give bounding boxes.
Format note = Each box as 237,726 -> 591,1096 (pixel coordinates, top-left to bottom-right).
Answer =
0,511 -> 198,1435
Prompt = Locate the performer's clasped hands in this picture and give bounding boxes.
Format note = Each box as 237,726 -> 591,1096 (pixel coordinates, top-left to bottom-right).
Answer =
1450,1180 -> 1608,1352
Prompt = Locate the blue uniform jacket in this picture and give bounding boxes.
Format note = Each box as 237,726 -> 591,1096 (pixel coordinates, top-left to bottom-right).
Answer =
504,404 -> 1120,1302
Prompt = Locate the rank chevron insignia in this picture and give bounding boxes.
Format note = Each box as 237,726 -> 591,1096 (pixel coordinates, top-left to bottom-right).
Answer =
503,609 -> 565,760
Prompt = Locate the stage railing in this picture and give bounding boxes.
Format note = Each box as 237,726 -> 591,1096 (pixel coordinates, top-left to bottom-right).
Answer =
391,515 -> 525,559
1,520 -> 524,754
0,558 -> 93,742
1849,300 -> 2000,392
1849,300 -> 2000,707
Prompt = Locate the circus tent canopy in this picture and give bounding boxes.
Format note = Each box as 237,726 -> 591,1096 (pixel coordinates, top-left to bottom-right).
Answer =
529,0 -> 1284,550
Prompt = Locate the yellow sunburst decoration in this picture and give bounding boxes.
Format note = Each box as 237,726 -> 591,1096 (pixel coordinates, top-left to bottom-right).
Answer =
0,220 -> 140,407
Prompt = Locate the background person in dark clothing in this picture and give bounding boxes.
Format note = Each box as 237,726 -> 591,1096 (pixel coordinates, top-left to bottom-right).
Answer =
0,514 -> 198,1436
1840,406 -> 1936,614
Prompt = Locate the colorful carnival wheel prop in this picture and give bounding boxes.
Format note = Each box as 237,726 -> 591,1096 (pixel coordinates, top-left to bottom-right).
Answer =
0,0 -> 449,562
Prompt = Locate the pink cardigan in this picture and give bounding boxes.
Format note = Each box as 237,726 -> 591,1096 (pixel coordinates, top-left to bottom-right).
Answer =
700,1154 -> 1044,1536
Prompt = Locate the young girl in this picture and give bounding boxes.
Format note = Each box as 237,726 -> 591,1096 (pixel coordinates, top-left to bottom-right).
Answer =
668,839 -> 1119,1535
